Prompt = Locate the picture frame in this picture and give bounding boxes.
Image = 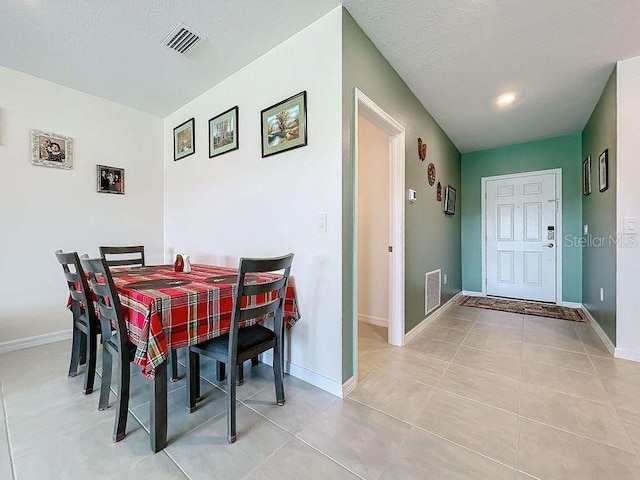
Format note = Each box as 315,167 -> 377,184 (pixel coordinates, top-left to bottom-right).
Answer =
31,129 -> 73,169
599,149 -> 609,192
97,165 -> 125,194
582,155 -> 592,195
209,106 -> 238,158
444,185 -> 457,215
261,91 -> 307,158
174,118 -> 195,161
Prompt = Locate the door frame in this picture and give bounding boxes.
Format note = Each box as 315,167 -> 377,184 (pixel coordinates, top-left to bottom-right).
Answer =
481,168 -> 563,304
353,88 -> 406,369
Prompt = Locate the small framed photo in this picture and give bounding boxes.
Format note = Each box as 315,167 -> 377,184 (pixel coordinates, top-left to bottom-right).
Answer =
174,118 -> 195,161
599,149 -> 609,192
31,129 -> 73,169
97,165 -> 125,195
583,156 -> 592,195
209,106 -> 238,158
444,185 -> 457,215
261,91 -> 307,158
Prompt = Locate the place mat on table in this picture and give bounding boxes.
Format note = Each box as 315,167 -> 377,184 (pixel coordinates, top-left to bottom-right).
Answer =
124,279 -> 192,290
202,274 -> 261,285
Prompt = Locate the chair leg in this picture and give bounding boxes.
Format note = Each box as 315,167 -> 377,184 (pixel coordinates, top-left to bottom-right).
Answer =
251,356 -> 259,366
83,333 -> 97,395
170,350 -> 179,382
113,357 -> 130,442
68,326 -> 82,378
227,361 -> 237,444
216,361 -> 226,382
186,350 -> 199,413
98,351 -> 112,411
237,363 -> 244,386
273,341 -> 285,406
79,330 -> 88,365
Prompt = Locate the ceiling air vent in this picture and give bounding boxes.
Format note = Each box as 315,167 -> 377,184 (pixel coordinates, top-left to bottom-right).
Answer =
162,23 -> 203,55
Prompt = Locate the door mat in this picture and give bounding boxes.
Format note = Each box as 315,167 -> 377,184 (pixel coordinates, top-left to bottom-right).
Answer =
460,296 -> 586,322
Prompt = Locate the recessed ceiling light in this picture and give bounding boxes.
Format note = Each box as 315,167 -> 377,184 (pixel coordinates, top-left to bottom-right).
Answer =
495,92 -> 517,107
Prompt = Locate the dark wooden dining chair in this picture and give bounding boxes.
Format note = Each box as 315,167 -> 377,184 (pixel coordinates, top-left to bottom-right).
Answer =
99,244 -> 179,382
80,256 -> 135,442
186,253 -> 294,444
55,250 -> 100,395
99,245 -> 145,268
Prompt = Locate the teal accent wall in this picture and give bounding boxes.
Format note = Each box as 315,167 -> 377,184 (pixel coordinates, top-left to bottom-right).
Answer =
461,134 -> 583,303
342,9 -> 462,382
582,67 -> 617,343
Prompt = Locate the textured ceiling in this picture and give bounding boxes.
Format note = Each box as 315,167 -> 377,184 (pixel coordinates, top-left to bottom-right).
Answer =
343,0 -> 640,152
0,0 -> 340,116
2,1 -> 640,152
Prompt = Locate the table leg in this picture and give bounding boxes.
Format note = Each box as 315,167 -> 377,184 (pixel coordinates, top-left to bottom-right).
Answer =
150,360 -> 168,453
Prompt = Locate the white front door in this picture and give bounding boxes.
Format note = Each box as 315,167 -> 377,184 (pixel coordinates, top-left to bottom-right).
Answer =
486,172 -> 557,302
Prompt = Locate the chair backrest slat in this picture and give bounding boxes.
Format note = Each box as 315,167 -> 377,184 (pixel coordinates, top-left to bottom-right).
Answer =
228,253 -> 294,358
81,256 -> 129,351
55,250 -> 97,328
99,245 -> 145,268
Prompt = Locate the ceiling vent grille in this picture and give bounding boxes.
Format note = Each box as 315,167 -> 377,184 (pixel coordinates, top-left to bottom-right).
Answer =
425,269 -> 442,315
162,23 -> 203,55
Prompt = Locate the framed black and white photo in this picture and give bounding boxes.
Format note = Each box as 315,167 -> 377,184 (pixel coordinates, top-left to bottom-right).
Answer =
97,165 -> 125,195
261,91 -> 307,158
31,129 -> 73,169
582,156 -> 592,196
599,149 -> 609,192
209,106 -> 238,158
173,118 -> 195,161
444,185 -> 457,215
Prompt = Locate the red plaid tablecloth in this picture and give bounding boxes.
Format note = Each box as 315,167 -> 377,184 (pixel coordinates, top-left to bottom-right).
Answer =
109,264 -> 300,378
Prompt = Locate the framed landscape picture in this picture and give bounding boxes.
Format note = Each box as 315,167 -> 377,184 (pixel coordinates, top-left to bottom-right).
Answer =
209,106 -> 238,158
174,118 -> 195,161
583,155 -> 592,195
31,129 -> 73,169
97,165 -> 125,195
261,91 -> 307,158
599,149 -> 609,192
444,185 -> 457,215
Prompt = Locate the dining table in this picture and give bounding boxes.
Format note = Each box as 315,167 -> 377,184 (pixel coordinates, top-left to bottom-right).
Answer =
108,263 -> 301,452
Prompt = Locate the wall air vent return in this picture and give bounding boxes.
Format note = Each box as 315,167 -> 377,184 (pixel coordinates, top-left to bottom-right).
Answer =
162,23 -> 203,55
425,269 -> 442,315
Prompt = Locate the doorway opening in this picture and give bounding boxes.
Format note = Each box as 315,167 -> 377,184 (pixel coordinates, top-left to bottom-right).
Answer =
353,88 -> 405,384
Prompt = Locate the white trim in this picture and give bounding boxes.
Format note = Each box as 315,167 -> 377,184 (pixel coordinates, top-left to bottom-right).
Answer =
481,168 -> 563,304
358,314 -> 388,327
353,87 -> 406,394
342,375 -> 358,397
559,301 -> 582,309
260,352 -> 343,397
580,306 -> 615,356
404,292 -> 462,344
614,347 -> 640,363
0,330 -> 71,354
462,290 -> 484,297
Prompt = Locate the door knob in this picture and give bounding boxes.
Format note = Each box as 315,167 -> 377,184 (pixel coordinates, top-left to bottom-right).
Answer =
546,243 -> 554,248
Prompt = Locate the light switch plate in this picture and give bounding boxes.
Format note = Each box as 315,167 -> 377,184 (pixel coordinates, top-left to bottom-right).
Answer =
583,224 -> 588,235
408,189 -> 417,203
317,212 -> 327,233
624,217 -> 639,234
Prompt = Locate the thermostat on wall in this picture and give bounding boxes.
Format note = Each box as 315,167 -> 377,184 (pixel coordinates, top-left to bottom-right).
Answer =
408,189 -> 417,203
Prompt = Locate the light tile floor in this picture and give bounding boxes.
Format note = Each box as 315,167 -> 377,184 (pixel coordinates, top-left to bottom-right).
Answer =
2,303 -> 640,479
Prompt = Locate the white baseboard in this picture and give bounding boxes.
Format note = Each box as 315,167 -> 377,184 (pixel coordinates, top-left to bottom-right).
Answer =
342,375 -> 358,398
260,352 -> 343,398
580,306 -> 615,356
404,292 -> 462,344
0,330 -> 72,354
614,347 -> 640,363
560,301 -> 582,309
462,290 -> 484,297
357,314 -> 388,327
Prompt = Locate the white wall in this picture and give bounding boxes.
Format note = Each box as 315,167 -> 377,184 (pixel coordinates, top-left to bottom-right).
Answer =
615,55 -> 640,361
357,114 -> 389,326
163,8 -> 344,393
0,66 -> 164,345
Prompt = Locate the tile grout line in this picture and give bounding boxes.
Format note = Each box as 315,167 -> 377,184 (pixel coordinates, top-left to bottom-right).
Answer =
0,382 -> 16,480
